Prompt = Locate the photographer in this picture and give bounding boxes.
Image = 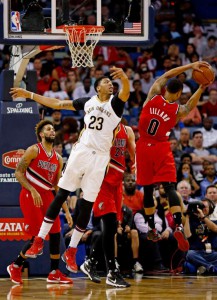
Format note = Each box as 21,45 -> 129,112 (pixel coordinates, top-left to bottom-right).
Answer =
184,199 -> 217,274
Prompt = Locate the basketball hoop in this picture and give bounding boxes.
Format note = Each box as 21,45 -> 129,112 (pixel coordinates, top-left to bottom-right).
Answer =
62,25 -> 105,68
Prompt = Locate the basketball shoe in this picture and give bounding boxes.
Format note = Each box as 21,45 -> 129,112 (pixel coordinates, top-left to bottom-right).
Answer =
106,269 -> 130,288
25,236 -> 44,258
174,225 -> 189,252
147,229 -> 161,242
7,263 -> 23,285
61,247 -> 78,273
47,269 -> 73,284
80,259 -> 101,283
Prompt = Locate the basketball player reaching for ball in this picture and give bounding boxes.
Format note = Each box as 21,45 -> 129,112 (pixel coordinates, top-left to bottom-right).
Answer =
136,61 -> 212,252
80,123 -> 135,288
10,67 -> 130,274
7,120 -> 73,285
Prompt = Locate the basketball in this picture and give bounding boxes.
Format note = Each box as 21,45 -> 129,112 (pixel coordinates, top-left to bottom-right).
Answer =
192,65 -> 215,85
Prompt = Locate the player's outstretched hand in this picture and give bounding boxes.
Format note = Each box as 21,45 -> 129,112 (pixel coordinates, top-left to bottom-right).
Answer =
192,61 -> 211,73
10,87 -> 29,99
110,66 -> 127,80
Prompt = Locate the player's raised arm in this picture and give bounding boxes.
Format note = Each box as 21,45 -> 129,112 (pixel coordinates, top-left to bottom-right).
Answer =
110,67 -> 130,102
177,83 -> 209,120
145,61 -> 210,106
10,88 -> 76,110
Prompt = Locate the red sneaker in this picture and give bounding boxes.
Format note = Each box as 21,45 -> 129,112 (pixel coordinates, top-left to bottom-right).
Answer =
62,248 -> 78,273
174,225 -> 189,252
7,263 -> 23,285
25,236 -> 44,258
47,269 -> 73,284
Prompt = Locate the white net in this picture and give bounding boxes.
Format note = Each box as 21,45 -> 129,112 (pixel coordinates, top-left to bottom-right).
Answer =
64,26 -> 104,68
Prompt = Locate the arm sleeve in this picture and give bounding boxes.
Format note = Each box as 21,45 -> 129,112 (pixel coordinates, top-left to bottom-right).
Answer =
111,94 -> 126,118
72,97 -> 90,111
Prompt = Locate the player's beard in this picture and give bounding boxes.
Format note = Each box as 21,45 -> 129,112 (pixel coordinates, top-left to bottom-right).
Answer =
45,136 -> 55,144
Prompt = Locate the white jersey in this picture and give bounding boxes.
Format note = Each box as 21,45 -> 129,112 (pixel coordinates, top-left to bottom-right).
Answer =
78,95 -> 121,152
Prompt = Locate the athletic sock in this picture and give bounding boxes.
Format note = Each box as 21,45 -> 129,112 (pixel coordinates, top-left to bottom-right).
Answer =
38,217 -> 55,239
69,226 -> 86,248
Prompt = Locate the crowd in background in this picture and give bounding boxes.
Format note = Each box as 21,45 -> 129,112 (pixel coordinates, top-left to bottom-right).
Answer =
1,0 -> 217,276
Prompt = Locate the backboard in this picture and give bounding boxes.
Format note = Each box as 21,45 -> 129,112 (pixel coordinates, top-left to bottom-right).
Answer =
0,0 -> 155,47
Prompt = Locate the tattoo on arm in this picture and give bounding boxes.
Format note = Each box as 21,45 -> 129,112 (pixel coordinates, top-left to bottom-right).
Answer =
16,157 -> 29,173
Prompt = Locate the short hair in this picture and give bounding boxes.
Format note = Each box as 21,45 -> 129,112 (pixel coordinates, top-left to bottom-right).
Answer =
192,130 -> 202,138
94,76 -> 108,92
167,79 -> 183,94
181,153 -> 192,162
35,120 -> 54,142
177,180 -> 191,190
206,184 -> 217,193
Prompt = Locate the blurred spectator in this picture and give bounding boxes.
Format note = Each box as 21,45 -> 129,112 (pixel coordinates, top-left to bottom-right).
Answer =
206,185 -> 217,221
41,51 -> 57,76
177,128 -> 193,153
155,56 -> 172,77
201,89 -> 217,118
190,131 -> 217,178
167,44 -> 182,67
188,25 -> 207,57
56,117 -> 79,155
177,163 -> 200,197
176,74 -> 192,95
176,180 -> 195,209
152,33 -> 171,69
32,57 -> 42,80
37,67 -> 54,95
115,204 -> 143,273
115,47 -> 134,69
52,56 -> 72,90
179,93 -> 202,126
200,164 -> 217,199
122,173 -> 143,215
44,79 -> 69,100
73,76 -> 95,99
201,117 -> 217,155
180,153 -> 193,165
184,198 -> 217,275
139,66 -> 155,95
93,46 -> 119,65
182,43 -> 201,78
201,35 -> 217,64
134,199 -> 169,272
94,54 -> 110,74
65,70 -> 82,99
51,109 -> 62,132
136,48 -> 157,75
128,80 -> 147,110
168,21 -> 182,42
169,137 -> 183,169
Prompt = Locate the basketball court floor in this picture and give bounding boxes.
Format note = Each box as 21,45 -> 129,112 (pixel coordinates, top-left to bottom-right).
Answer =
2,273 -> 217,300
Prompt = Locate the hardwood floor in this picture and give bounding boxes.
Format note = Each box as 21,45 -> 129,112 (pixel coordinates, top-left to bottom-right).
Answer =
2,274 -> 217,300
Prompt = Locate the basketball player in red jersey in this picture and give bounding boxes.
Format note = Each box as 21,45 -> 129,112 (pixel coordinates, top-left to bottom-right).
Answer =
80,123 -> 135,287
7,120 -> 73,285
136,61 -> 212,252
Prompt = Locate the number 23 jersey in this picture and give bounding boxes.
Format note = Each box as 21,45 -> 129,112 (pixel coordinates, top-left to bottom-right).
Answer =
139,94 -> 179,143
73,94 -> 124,152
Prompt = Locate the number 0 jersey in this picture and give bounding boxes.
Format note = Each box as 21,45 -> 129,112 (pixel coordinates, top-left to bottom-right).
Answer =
139,95 -> 179,143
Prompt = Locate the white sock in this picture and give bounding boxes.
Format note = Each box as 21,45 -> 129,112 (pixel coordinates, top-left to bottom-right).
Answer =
69,227 -> 85,248
38,218 -> 54,239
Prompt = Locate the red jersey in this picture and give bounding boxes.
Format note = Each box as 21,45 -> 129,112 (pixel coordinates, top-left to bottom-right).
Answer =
93,124 -> 128,219
139,95 -> 179,143
105,123 -> 128,185
25,143 -> 60,191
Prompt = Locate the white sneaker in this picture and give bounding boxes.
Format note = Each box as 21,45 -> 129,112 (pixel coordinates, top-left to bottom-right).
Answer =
133,262 -> 143,273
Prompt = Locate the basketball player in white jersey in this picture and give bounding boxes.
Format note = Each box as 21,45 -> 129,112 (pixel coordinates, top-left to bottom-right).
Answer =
10,66 -> 130,274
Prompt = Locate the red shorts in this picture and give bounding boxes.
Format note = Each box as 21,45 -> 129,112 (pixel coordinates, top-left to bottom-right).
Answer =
93,180 -> 122,220
136,140 -> 176,185
20,187 -> 61,236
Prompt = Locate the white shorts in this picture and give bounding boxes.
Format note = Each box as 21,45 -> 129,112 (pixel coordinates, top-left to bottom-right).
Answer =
58,143 -> 110,202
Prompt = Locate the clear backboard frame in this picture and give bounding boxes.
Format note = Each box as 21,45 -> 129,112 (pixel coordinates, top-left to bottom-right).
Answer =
0,0 -> 155,47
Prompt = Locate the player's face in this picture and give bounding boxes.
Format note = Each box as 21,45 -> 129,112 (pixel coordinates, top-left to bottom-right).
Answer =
42,124 -> 56,143
98,78 -> 113,95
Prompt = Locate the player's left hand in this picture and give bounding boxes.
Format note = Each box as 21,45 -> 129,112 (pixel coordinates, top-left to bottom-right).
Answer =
110,66 -> 127,80
65,211 -> 73,228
